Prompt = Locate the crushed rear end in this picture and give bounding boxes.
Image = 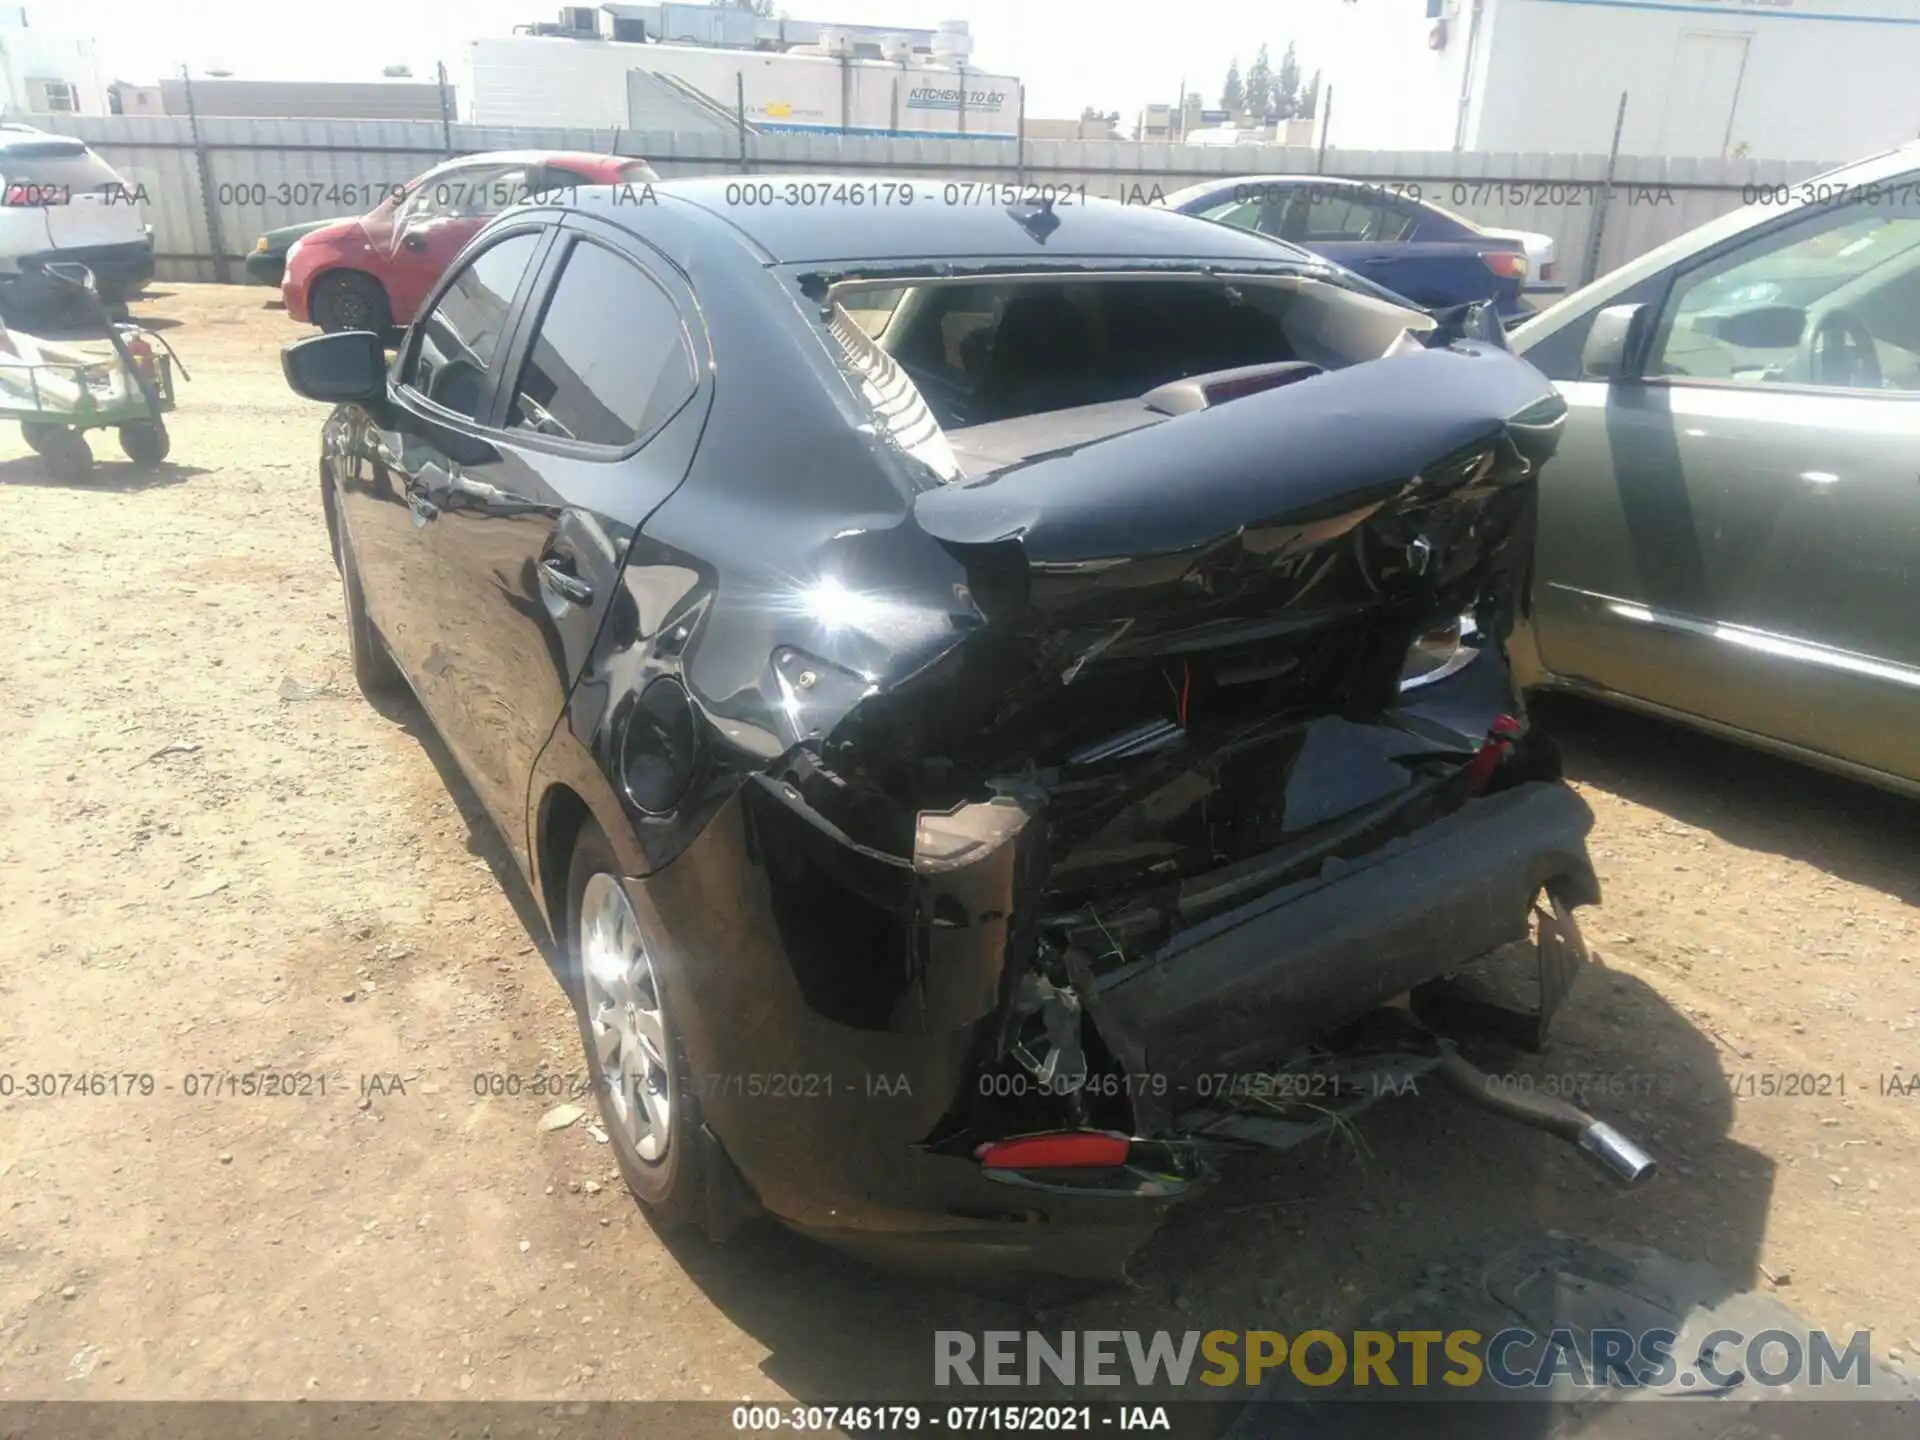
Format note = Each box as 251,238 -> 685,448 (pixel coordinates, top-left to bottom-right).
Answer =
656,266 -> 1619,1287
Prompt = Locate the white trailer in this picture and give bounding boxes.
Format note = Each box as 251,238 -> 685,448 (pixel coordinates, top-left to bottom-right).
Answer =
468,35 -> 1020,138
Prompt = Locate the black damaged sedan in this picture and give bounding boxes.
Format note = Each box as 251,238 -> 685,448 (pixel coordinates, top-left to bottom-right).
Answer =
282,178 -> 1639,1290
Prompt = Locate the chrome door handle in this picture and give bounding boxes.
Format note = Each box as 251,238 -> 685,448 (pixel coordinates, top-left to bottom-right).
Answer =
538,556 -> 593,607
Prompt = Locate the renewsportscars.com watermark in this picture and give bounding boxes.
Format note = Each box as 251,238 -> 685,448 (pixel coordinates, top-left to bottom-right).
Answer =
934,1327 -> 1877,1392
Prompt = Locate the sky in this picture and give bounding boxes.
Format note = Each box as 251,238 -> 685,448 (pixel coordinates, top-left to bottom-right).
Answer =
61,0 -> 1352,124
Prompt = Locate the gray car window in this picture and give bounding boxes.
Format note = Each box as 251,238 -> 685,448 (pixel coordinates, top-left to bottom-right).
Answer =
1195,195 -> 1265,231
400,231 -> 542,420
1289,191 -> 1415,244
1651,196 -> 1920,393
506,240 -> 697,448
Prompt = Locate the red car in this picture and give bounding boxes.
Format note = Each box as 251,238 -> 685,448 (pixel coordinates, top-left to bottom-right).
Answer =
281,151 -> 659,333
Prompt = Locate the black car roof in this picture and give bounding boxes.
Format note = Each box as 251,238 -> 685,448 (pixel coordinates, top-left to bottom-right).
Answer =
571,175 -> 1317,267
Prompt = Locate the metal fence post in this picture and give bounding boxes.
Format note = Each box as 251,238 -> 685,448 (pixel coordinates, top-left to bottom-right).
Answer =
1016,84 -> 1026,188
437,62 -> 457,159
736,73 -> 749,173
1316,86 -> 1333,175
179,68 -> 230,285
1582,92 -> 1629,287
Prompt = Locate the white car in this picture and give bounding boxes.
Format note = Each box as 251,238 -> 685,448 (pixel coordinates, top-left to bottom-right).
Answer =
0,126 -> 151,305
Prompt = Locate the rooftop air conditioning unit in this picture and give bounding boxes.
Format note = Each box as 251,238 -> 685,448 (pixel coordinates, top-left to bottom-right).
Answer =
559,6 -> 597,35
611,17 -> 646,42
933,24 -> 973,61
818,26 -> 854,57
880,33 -> 914,64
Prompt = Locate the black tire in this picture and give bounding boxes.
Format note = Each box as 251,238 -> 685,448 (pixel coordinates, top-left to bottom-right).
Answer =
310,270 -> 392,334
119,421 -> 170,467
36,427 -> 93,482
22,422 -> 62,455
566,822 -> 703,1225
331,500 -> 404,699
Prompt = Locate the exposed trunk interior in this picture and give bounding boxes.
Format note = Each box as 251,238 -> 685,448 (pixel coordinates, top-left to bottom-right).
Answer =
770,267 -> 1570,1143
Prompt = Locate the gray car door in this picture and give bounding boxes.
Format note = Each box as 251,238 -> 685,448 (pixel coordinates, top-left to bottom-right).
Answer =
1530,189 -> 1920,786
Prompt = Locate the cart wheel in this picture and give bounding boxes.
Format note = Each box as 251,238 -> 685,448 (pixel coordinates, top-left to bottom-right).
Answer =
37,427 -> 93,482
120,421 -> 171,468
22,422 -> 63,455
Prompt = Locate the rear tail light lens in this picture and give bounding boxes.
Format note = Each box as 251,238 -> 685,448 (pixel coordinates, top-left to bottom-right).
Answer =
975,1132 -> 1131,1169
1467,713 -> 1525,792
1480,249 -> 1529,280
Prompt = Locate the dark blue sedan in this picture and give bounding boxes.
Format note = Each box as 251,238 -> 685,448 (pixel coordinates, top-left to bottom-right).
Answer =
1162,174 -> 1554,321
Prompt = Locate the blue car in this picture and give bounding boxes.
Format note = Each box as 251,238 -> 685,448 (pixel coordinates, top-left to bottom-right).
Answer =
1162,174 -> 1553,321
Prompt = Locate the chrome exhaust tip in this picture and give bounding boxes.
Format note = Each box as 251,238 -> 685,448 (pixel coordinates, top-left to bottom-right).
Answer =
1435,1049 -> 1658,1187
1578,1120 -> 1658,1185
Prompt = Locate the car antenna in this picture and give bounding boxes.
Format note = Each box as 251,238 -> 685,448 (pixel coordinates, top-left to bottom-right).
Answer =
1006,194 -> 1060,244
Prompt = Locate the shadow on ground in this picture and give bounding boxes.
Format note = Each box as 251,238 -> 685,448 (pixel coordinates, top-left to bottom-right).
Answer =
1536,693 -> 1919,907
0,455 -> 208,492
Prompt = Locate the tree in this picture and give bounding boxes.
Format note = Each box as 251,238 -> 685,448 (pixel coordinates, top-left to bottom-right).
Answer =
1220,59 -> 1244,117
1298,69 -> 1322,122
1274,41 -> 1302,120
1244,45 -> 1273,119
710,0 -> 777,15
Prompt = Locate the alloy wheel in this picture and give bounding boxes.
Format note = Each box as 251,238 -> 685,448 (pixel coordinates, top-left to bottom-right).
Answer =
579,873 -> 673,1163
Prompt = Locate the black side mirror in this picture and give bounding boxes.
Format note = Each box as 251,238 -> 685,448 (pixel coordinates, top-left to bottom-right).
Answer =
282,331 -> 388,403
1581,303 -> 1650,379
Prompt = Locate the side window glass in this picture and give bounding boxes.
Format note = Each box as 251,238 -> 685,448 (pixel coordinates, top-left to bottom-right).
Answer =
400,232 -> 542,419
507,240 -> 698,447
1197,196 -> 1263,231
532,164 -> 590,197
1299,192 -> 1385,242
1651,194 -> 1920,391
1374,203 -> 1420,243
461,166 -> 531,219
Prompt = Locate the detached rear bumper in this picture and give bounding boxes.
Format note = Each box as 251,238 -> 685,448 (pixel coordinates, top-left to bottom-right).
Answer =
1097,781 -> 1599,1083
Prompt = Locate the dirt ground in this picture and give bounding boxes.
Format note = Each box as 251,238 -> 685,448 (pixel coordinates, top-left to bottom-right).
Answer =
1,284 -> 1916,1411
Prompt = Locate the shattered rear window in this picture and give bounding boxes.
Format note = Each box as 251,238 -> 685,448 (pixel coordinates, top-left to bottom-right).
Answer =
827,303 -> 961,483
825,275 -> 1300,444
838,286 -> 907,338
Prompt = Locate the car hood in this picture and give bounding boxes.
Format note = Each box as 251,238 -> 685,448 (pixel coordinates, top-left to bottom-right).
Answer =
294,216 -> 369,251
268,217 -> 351,249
